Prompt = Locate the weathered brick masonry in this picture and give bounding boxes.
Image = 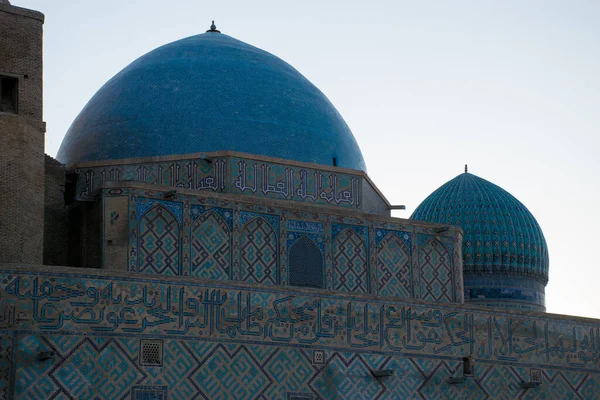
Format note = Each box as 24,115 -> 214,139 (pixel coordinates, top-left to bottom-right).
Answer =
0,4 -> 45,264
44,155 -> 68,265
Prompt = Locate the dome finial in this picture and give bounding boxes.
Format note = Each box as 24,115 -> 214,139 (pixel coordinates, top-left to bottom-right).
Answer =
464,164 -> 468,173
207,20 -> 221,33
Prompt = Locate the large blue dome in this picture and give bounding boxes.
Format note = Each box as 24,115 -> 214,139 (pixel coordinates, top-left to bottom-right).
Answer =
411,171 -> 549,311
57,31 -> 366,170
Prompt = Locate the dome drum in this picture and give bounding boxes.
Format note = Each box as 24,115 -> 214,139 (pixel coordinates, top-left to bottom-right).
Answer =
464,275 -> 546,312
464,262 -> 548,285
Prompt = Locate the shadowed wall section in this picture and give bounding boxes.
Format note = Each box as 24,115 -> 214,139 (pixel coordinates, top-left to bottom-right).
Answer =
288,236 -> 324,288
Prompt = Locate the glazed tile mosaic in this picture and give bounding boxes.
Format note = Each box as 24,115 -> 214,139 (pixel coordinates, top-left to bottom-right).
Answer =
75,154 -> 363,209
1,267 -> 599,399
3,7 -> 596,398
116,188 -> 463,303
411,172 -> 549,311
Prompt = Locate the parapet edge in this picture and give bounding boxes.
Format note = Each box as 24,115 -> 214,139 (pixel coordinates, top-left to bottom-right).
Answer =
0,3 -> 44,22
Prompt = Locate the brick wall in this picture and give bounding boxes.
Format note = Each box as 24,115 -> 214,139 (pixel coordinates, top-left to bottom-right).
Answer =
67,200 -> 102,268
0,4 -> 44,118
0,116 -> 44,263
43,155 -> 68,265
0,4 -> 45,264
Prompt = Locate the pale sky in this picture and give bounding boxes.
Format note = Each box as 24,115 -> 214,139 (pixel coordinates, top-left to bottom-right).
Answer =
15,0 -> 600,318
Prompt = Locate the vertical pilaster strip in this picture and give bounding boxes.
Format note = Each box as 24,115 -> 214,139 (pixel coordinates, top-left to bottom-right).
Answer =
324,217 -> 333,290
454,232 -> 464,303
280,210 -> 288,285
369,225 -> 377,295
182,197 -> 191,276
128,192 -> 139,272
232,207 -> 241,281
413,230 -> 421,299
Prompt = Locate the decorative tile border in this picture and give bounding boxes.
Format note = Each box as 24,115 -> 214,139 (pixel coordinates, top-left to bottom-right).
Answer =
76,155 -> 362,209
0,269 -> 598,372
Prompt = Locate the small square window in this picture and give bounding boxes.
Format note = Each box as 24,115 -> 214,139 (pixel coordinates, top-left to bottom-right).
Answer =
530,368 -> 543,384
0,76 -> 18,113
312,350 -> 325,365
139,339 -> 163,366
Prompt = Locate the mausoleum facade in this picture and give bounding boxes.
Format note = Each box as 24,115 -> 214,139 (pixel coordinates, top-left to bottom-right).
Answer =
0,2 -> 598,399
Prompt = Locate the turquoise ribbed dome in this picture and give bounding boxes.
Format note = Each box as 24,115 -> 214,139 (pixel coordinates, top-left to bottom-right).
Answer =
411,171 -> 549,311
56,31 -> 366,171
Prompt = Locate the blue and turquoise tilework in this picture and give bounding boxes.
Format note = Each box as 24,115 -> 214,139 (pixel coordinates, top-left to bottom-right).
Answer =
411,172 -> 549,310
190,205 -> 232,280
375,230 -> 412,298
0,268 -> 599,399
332,224 -> 369,294
118,188 -> 463,303
75,155 -> 363,209
240,212 -> 280,285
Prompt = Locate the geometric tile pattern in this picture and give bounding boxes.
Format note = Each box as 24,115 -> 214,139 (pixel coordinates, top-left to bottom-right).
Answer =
0,335 -> 11,400
377,232 -> 412,298
191,211 -> 231,280
14,336 -> 146,400
12,338 -> 599,400
416,359 -> 487,399
419,238 -> 453,302
189,344 -> 272,399
153,340 -> 197,397
312,353 -> 383,399
4,268 -> 598,376
138,205 -> 181,276
410,171 -> 549,281
13,336 -> 58,399
137,198 -> 183,224
51,338 -> 145,399
333,228 -> 368,293
379,357 -> 422,398
2,263 -> 600,400
264,348 -> 315,399
241,217 -> 278,285
123,189 -> 461,302
477,364 -> 526,399
411,171 -> 549,310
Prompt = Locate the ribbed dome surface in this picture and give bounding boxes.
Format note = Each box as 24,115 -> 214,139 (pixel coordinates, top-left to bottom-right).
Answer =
56,32 -> 366,171
411,172 -> 549,311
411,172 -> 548,281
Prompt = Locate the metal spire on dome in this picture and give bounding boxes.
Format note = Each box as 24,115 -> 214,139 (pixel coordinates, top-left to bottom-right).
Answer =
206,20 -> 221,33
464,164 -> 468,173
